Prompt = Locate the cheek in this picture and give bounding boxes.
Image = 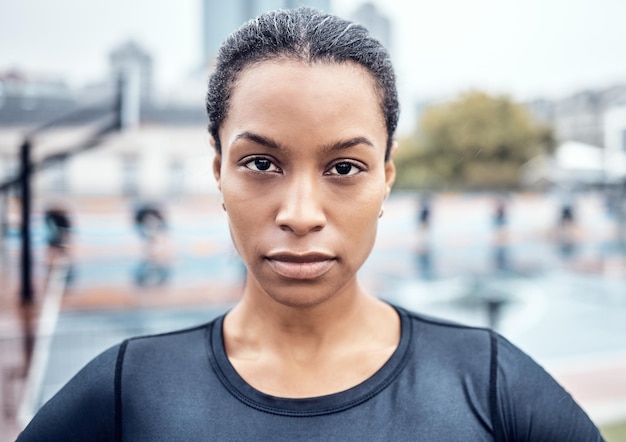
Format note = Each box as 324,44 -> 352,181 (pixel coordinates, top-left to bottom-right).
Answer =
221,169 -> 267,211
337,173 -> 386,215
333,183 -> 385,238
223,189 -> 271,230
220,174 -> 285,253
223,201 -> 261,263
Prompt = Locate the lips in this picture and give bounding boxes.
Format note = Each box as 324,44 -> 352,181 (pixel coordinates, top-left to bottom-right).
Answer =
265,252 -> 336,280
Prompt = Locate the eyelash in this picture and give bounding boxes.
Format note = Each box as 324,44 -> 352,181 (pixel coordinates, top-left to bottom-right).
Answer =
239,156 -> 366,177
325,161 -> 365,176
241,156 -> 281,173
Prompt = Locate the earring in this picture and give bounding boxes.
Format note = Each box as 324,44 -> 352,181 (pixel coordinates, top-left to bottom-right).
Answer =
379,208 -> 384,218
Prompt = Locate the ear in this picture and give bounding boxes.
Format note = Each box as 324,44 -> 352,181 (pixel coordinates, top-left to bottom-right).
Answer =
209,135 -> 222,191
212,153 -> 222,191
384,141 -> 397,198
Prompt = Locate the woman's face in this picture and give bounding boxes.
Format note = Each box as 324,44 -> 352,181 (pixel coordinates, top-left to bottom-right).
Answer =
214,59 -> 395,308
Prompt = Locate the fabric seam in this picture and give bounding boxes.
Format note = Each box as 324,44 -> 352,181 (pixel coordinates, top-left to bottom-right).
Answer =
114,339 -> 129,442
125,322 -> 210,342
489,331 -> 503,441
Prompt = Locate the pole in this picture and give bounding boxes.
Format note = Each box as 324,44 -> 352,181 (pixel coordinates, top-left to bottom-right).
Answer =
20,137 -> 34,306
115,74 -> 124,131
0,191 -> 7,241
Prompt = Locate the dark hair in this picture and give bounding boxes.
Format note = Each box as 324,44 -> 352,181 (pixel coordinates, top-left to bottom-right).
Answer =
206,7 -> 399,161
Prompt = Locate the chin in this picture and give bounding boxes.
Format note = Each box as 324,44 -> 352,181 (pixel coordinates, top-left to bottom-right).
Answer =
264,284 -> 337,310
244,264 -> 359,310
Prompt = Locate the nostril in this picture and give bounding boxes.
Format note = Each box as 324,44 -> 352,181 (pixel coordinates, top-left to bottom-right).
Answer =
275,182 -> 326,235
278,222 -> 324,236
276,213 -> 326,236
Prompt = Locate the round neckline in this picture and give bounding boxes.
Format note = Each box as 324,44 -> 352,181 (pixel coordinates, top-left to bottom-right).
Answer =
207,305 -> 412,416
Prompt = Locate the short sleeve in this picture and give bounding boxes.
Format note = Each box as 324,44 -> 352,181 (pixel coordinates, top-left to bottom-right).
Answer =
493,335 -> 604,441
17,344 -> 120,442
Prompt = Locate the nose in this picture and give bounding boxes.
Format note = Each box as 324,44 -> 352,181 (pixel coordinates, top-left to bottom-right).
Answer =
275,174 -> 326,235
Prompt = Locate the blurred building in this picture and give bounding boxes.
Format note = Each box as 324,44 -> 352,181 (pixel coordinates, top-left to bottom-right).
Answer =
526,85 -> 626,147
603,104 -> 626,183
201,0 -> 331,68
521,141 -> 605,188
350,2 -> 392,54
0,70 -> 75,123
109,41 -> 154,104
0,108 -> 212,199
0,48 -> 213,199
0,70 -> 76,187
523,85 -> 626,187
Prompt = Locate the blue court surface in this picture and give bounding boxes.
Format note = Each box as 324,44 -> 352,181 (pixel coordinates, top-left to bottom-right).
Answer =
10,192 -> 626,421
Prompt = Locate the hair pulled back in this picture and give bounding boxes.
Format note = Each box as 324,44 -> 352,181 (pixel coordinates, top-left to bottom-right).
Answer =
206,7 -> 399,160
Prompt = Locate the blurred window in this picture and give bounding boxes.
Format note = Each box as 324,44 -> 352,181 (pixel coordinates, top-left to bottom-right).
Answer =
20,87 -> 37,110
2,155 -> 18,181
48,158 -> 67,193
622,129 -> 626,152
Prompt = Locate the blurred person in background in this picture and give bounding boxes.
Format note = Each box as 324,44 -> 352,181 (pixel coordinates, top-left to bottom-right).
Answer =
417,192 -> 432,230
18,8 -> 603,441
43,204 -> 72,255
133,202 -> 167,255
554,187 -> 578,259
492,194 -> 509,251
493,195 -> 508,231
132,202 -> 171,287
42,202 -> 74,289
557,187 -> 577,230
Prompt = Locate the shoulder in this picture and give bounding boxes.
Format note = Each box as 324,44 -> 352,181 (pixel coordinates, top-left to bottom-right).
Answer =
18,320 -> 219,441
400,306 -> 490,336
117,322 -> 215,386
115,322 -> 217,399
396,307 -> 603,440
122,322 -> 212,359
493,334 -> 603,440
396,306 -> 497,398
18,344 -> 121,441
399,307 -> 495,361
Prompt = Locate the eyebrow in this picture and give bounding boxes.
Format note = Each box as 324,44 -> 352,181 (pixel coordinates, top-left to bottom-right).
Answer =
233,131 -> 375,153
319,136 -> 375,153
233,132 -> 286,150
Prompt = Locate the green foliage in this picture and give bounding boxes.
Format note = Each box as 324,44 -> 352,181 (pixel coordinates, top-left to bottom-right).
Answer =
395,91 -> 555,191
599,419 -> 626,442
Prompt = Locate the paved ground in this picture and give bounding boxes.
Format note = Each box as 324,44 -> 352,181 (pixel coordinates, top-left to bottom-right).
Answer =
1,192 -> 625,439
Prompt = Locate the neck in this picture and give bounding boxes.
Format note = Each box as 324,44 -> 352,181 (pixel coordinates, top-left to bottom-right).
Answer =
223,278 -> 396,360
222,277 -> 401,398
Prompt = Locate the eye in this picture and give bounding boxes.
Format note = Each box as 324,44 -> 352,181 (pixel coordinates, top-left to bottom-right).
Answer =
243,157 -> 280,173
327,161 -> 363,176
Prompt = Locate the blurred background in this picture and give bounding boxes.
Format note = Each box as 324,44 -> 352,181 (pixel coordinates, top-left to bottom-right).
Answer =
1,0 -> 626,440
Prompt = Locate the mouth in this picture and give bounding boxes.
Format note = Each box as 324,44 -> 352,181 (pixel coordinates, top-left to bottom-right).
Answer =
265,252 -> 336,280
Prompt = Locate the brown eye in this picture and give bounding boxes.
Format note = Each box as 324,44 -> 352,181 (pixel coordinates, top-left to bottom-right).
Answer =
328,161 -> 362,176
243,157 -> 279,173
336,163 -> 352,175
255,158 -> 271,171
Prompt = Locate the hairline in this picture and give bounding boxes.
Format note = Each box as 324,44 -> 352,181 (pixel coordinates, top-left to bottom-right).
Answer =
217,56 -> 388,150
207,8 -> 399,161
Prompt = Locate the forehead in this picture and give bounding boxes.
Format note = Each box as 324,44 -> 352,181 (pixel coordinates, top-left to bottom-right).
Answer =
220,59 -> 387,148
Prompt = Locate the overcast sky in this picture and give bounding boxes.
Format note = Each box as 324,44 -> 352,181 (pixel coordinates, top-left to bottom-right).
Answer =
1,0 -> 625,111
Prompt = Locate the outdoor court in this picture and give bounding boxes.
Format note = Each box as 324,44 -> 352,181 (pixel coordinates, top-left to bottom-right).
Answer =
1,191 -> 626,438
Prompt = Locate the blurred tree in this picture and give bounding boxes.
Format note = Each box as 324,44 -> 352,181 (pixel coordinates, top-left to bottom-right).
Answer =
395,91 -> 555,190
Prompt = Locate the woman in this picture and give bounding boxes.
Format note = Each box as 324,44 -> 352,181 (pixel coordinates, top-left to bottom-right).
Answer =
19,8 -> 602,441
